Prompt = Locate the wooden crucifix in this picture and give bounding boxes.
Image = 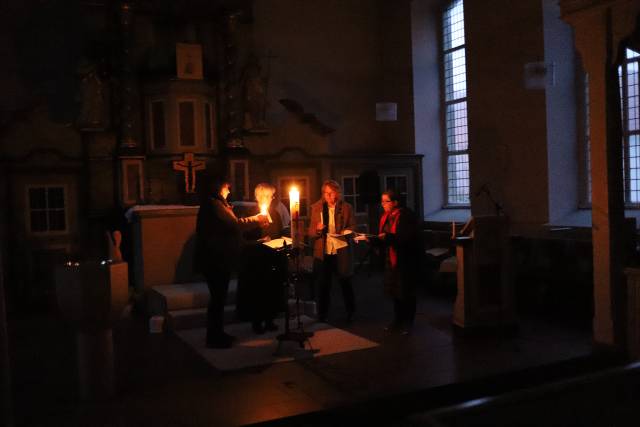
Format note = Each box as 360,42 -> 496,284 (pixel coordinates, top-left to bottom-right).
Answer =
173,153 -> 206,194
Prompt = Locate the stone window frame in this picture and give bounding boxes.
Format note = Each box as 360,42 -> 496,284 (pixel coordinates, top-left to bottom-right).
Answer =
25,184 -> 69,236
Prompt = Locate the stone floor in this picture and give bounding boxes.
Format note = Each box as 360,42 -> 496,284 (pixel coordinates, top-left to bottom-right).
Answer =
8,271 -> 602,426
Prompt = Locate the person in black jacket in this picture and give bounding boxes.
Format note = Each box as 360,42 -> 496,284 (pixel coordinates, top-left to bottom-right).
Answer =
373,189 -> 424,335
195,177 -> 267,348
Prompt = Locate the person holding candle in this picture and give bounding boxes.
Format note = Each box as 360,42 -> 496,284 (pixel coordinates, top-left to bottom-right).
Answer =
236,183 -> 287,334
371,188 -> 423,335
308,180 -> 356,323
195,176 -> 268,349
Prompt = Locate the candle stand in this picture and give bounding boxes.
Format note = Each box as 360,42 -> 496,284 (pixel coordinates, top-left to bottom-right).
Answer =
274,245 -> 314,355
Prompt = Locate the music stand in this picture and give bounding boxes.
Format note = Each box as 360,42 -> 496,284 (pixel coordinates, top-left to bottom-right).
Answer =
273,242 -> 316,356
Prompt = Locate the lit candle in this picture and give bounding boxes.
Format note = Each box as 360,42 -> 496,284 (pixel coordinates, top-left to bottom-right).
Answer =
260,203 -> 269,216
289,186 -> 300,247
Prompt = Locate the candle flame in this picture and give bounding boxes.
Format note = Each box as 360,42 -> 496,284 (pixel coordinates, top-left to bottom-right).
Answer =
289,186 -> 300,202
260,203 -> 268,215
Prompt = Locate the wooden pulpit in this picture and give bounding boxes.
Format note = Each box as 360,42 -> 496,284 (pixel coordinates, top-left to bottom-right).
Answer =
453,215 -> 515,329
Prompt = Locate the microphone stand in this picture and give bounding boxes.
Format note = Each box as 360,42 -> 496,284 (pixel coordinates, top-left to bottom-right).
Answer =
476,185 -> 504,216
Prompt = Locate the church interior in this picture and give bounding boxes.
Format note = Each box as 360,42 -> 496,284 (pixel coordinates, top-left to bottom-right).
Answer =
2,0 -> 640,425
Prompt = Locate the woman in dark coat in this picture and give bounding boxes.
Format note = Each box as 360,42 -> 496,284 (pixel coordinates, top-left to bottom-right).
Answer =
236,183 -> 287,334
374,189 -> 424,334
195,177 -> 266,348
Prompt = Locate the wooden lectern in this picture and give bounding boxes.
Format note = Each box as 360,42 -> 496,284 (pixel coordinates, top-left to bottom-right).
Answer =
453,216 -> 515,329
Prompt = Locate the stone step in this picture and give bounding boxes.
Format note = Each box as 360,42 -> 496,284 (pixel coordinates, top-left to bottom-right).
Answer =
147,279 -> 238,316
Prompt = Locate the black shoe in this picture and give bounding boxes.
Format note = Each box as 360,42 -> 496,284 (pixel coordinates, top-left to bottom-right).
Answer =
221,332 -> 236,342
384,322 -> 399,332
264,320 -> 278,331
206,334 -> 234,349
400,324 -> 414,335
252,321 -> 265,334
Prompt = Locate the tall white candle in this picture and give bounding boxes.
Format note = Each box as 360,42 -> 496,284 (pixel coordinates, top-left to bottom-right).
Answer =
289,186 -> 300,247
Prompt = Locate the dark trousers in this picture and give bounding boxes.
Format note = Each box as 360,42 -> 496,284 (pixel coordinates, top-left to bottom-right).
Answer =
317,255 -> 355,319
205,270 -> 231,342
393,296 -> 416,327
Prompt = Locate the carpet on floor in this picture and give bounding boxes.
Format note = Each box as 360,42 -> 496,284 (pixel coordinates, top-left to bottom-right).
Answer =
174,315 -> 379,371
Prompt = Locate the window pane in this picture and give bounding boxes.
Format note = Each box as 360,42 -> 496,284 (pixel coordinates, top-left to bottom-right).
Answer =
343,177 -> 354,195
151,101 -> 166,148
355,195 -> 365,213
30,211 -> 48,232
344,195 -> 355,208
444,48 -> 467,101
47,187 -> 65,209
627,48 -> 640,60
179,101 -> 195,146
204,103 -> 213,148
48,210 -> 66,231
126,164 -> 141,202
443,0 -> 465,51
628,135 -> 640,203
29,188 -> 46,210
627,61 -> 638,132
385,177 -> 395,191
397,176 -> 408,193
448,154 -> 470,204
447,101 -> 468,152
233,162 -> 246,200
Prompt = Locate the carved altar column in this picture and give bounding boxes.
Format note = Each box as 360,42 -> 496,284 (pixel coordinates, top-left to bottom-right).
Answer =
118,1 -> 139,150
221,11 -> 245,149
117,1 -> 144,205
561,0 -> 640,349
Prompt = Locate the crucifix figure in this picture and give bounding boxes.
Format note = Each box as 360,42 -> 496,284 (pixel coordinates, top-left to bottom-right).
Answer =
173,153 -> 206,193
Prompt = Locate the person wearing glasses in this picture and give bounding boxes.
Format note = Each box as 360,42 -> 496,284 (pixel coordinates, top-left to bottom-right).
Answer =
308,180 -> 356,323
374,189 -> 423,334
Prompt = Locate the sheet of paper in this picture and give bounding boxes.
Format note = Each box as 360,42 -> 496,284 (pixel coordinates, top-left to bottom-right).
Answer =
328,229 -> 353,238
327,235 -> 349,251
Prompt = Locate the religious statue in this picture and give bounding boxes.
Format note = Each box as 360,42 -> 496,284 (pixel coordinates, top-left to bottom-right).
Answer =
173,153 -> 206,193
241,55 -> 268,131
77,58 -> 110,130
106,230 -> 123,263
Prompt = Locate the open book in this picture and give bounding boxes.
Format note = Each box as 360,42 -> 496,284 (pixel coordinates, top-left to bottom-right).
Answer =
261,236 -> 292,249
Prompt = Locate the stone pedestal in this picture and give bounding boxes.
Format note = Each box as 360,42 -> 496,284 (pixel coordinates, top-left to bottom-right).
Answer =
55,261 -> 128,400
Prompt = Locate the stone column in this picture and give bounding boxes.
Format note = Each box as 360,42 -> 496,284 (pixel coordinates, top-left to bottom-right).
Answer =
561,0 -> 640,348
